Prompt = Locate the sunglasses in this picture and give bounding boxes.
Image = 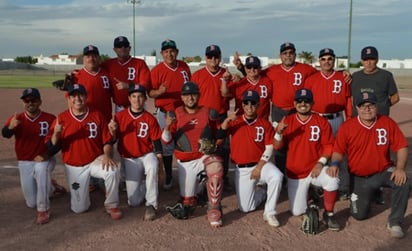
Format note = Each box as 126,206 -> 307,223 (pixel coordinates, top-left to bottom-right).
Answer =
242,100 -> 257,106
320,57 -> 334,61
245,65 -> 259,70
115,44 -> 130,48
295,98 -> 311,104
23,98 -> 39,103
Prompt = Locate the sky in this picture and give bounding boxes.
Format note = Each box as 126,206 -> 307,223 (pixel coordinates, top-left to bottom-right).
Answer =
1,0 -> 411,62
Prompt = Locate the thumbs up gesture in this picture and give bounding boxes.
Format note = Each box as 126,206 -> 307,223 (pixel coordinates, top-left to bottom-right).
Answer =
8,113 -> 21,130
108,115 -> 118,135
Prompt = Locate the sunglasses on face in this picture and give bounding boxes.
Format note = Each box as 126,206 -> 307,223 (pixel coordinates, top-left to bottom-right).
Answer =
115,45 -> 130,49
23,98 -> 39,103
320,57 -> 334,62
242,100 -> 257,106
245,65 -> 259,70
295,98 -> 311,104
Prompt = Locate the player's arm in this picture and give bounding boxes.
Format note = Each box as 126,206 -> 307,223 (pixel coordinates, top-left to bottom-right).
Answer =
102,142 -> 117,171
1,126 -> 15,138
273,117 -> 287,149
2,114 -> 20,138
47,116 -> 62,155
391,147 -> 408,186
161,112 -> 175,144
251,144 -> 273,180
390,92 -> 400,106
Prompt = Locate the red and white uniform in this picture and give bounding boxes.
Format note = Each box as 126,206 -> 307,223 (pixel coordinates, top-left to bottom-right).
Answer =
114,109 -> 162,208
232,75 -> 273,119
72,67 -> 113,121
333,115 -> 408,177
226,115 -> 283,216
266,63 -> 317,111
102,57 -> 151,108
191,67 -> 230,115
150,60 -> 191,112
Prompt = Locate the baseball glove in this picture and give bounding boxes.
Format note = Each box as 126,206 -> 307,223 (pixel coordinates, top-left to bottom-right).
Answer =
198,138 -> 217,155
300,203 -> 320,234
52,74 -> 73,91
166,202 -> 195,220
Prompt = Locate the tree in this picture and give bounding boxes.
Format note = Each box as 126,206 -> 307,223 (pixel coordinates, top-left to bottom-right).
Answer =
298,51 -> 315,64
15,56 -> 37,64
150,49 -> 156,57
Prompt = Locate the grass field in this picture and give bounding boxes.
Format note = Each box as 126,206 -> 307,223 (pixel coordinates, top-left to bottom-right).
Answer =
0,75 -> 63,88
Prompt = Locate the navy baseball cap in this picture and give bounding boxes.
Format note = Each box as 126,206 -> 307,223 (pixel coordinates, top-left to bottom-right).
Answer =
242,90 -> 259,103
205,44 -> 221,57
181,82 -> 200,95
128,84 -> 146,95
280,42 -> 296,53
356,91 -> 377,106
161,39 -> 177,51
83,45 -> 99,56
114,36 -> 130,48
319,48 -> 335,58
21,88 -> 41,99
361,46 -> 378,60
295,88 -> 313,102
245,56 -> 261,67
67,84 -> 87,96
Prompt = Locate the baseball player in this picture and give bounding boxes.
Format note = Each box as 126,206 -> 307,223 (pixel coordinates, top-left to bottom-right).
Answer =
218,90 -> 283,227
330,91 -> 410,238
46,84 -> 122,220
274,88 -> 340,231
108,84 -> 163,221
162,82 -> 224,228
101,36 -> 151,112
304,48 -> 352,200
231,56 -> 273,120
149,39 -> 191,191
1,88 -> 63,224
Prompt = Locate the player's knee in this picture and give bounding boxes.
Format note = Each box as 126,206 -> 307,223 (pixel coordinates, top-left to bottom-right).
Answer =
323,176 -> 339,191
204,156 -> 223,176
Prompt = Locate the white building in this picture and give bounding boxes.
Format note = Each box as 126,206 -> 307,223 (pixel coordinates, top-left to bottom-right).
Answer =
36,54 -> 79,65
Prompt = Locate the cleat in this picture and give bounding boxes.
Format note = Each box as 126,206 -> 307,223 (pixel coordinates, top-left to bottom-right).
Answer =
387,223 -> 404,238
143,205 -> 156,221
263,213 -> 280,227
106,207 -> 122,220
323,211 -> 340,231
36,211 -> 50,225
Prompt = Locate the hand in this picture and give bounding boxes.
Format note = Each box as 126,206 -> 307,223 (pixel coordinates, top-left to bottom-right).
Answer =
102,156 -> 118,171
276,117 -> 288,134
326,165 -> 339,177
108,115 -> 118,135
391,168 -> 407,186
158,84 -> 167,95
34,154 -> 47,162
222,66 -> 232,82
342,70 -> 352,84
227,109 -> 238,120
233,51 -> 243,68
165,111 -> 176,127
8,113 -> 21,130
250,160 -> 265,180
114,77 -> 129,90
54,116 -> 63,134
310,163 -> 323,178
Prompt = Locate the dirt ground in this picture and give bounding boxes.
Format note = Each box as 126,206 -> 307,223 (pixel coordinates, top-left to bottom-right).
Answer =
1,76 -> 412,251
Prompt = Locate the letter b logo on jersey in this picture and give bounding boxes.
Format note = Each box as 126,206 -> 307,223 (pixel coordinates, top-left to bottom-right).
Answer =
309,126 -> 320,142
87,122 -> 98,138
137,122 -> 149,138
376,128 -> 387,145
254,126 -> 264,142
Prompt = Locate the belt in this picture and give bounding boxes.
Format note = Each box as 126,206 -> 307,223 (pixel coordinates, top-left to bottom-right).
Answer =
320,112 -> 340,120
237,162 -> 257,168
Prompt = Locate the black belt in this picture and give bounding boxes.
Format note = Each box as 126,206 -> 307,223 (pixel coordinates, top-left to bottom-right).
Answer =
237,162 -> 257,168
321,112 -> 340,120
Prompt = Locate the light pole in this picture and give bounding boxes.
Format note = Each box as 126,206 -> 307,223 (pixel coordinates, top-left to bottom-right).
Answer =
128,0 -> 142,57
347,0 -> 353,70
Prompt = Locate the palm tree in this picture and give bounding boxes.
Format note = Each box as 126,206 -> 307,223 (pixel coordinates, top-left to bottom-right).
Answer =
298,51 -> 315,64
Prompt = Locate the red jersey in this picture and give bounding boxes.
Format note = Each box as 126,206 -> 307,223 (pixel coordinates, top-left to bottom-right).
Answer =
191,67 -> 230,115
265,62 -> 317,110
281,113 -> 334,179
4,111 -> 55,161
72,67 -> 113,121
47,109 -> 112,166
227,116 -> 274,165
305,71 -> 352,117
333,115 -> 408,176
102,57 -> 151,107
114,109 -> 162,158
167,106 -> 219,161
150,60 -> 191,111
232,75 -> 273,119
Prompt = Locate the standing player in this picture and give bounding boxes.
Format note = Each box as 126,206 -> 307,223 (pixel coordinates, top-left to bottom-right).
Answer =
2,88 -> 60,224
304,48 -> 352,199
162,82 -> 224,228
231,56 -> 273,120
330,91 -> 409,238
219,90 -> 283,227
274,88 -> 340,231
46,84 -> 122,220
102,36 -> 151,112
149,39 -> 191,190
108,84 -> 163,221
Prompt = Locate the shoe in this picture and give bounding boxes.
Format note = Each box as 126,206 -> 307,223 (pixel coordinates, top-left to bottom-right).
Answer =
106,207 -> 122,220
207,208 -> 223,228
323,211 -> 340,231
36,211 -> 50,224
143,205 -> 156,221
163,177 -> 173,191
263,213 -> 280,227
387,223 -> 404,238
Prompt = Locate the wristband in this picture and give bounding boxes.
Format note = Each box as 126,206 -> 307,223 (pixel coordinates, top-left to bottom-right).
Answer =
274,132 -> 282,141
318,157 -> 327,166
330,161 -> 340,167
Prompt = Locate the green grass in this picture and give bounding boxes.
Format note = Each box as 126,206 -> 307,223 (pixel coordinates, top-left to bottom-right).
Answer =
0,75 -> 63,88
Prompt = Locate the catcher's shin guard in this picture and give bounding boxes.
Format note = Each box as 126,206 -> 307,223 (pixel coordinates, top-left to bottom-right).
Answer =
204,155 -> 223,209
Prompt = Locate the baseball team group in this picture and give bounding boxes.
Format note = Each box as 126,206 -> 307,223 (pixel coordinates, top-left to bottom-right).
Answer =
2,35 -> 410,238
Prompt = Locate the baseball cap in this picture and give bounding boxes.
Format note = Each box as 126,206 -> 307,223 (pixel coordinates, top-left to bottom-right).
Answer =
67,84 -> 87,96
128,84 -> 146,95
114,36 -> 130,48
280,42 -> 296,53
356,91 -> 377,106
245,56 -> 261,68
20,88 -> 41,99
161,39 -> 177,51
295,88 -> 313,102
242,90 -> 260,103
319,48 -> 335,58
83,45 -> 99,56
181,82 -> 200,95
361,46 -> 378,60
205,44 -> 221,57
